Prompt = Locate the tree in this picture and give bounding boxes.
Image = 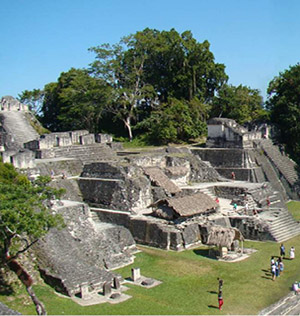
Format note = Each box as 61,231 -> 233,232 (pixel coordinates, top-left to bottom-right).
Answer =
40,68 -> 111,133
210,84 -> 266,124
0,161 -> 64,314
136,97 -> 208,145
89,33 -> 157,141
18,89 -> 44,115
142,29 -> 228,102
267,63 -> 300,162
89,28 -> 227,141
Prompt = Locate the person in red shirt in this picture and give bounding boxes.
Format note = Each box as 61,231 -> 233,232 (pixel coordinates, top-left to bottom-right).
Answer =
218,290 -> 223,310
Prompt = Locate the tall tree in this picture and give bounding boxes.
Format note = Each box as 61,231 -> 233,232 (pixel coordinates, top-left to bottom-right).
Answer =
89,33 -> 156,141
0,161 -> 64,314
267,63 -> 300,162
89,28 -> 227,141
136,97 -> 208,145
210,84 -> 266,124
40,68 -> 110,133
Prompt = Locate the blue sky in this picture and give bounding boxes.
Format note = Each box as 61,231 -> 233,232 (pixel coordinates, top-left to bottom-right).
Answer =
1,0 -> 299,101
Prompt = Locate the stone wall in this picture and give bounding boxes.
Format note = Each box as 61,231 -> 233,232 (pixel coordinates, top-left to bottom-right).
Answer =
192,148 -> 245,167
79,162 -> 152,213
92,209 -> 205,251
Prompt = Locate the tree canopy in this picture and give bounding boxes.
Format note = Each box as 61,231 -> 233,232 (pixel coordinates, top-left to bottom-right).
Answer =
210,84 -> 267,124
19,28 -> 268,144
267,63 -> 300,162
0,161 -> 64,264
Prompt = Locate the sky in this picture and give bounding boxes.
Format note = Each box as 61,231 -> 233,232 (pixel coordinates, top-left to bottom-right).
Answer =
1,0 -> 300,102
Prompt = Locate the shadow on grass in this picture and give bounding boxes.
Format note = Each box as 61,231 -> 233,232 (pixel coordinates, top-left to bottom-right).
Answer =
193,249 -> 215,259
207,290 -> 218,294
208,305 -> 219,309
261,276 -> 272,280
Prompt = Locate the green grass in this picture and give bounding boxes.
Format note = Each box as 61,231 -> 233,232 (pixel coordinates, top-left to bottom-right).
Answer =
2,202 -> 300,315
287,200 -> 300,221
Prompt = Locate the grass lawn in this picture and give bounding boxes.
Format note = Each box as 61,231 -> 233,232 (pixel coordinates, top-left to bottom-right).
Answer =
287,200 -> 300,221
2,202 -> 300,315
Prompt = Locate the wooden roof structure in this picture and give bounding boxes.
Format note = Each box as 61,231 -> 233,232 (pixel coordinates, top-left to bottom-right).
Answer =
143,167 -> 181,194
153,192 -> 218,217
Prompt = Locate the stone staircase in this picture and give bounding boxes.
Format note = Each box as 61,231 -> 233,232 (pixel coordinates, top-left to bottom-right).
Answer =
35,143 -> 118,163
262,208 -> 300,242
253,147 -> 288,201
0,111 -> 39,147
258,139 -> 298,187
198,187 -> 216,200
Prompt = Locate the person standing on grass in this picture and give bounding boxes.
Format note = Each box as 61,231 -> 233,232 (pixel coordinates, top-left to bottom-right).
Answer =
270,256 -> 275,271
280,244 -> 285,258
218,290 -> 223,310
271,263 -> 276,281
217,278 -> 223,292
290,246 -> 295,260
279,257 -> 284,274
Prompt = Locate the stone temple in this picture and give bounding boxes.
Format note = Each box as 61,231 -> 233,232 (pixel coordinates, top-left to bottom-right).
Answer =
1,96 -> 300,300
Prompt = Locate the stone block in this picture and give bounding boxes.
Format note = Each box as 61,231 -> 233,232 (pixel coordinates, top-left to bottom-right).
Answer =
182,224 -> 201,247
80,283 -> 91,300
169,231 -> 184,251
80,134 -> 95,145
113,277 -> 120,289
131,268 -> 141,281
57,136 -> 72,147
95,133 -> 113,143
70,130 -> 89,144
103,281 -> 112,296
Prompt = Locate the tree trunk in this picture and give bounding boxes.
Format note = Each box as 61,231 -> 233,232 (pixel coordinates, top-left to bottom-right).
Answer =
27,286 -> 47,315
7,258 -> 47,315
124,117 -> 133,142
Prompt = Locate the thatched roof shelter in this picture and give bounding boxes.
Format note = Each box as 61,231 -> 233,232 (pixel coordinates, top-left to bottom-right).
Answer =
201,225 -> 244,248
151,192 -> 218,218
143,167 -> 181,194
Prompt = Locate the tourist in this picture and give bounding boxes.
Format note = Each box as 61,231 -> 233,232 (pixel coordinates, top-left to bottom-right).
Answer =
217,278 -> 223,291
293,282 -> 300,295
233,203 -> 237,211
271,263 -> 276,281
275,260 -> 280,277
280,243 -> 285,258
215,197 -> 220,204
290,246 -> 295,260
218,290 -> 224,310
50,169 -> 55,179
266,197 -> 271,208
231,171 -> 236,181
279,258 -> 284,274
270,256 -> 275,270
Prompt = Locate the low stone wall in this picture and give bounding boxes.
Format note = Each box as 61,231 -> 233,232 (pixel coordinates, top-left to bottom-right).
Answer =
214,186 -> 246,200
215,168 -> 252,181
92,209 -> 203,251
192,148 -> 245,167
229,216 -> 272,241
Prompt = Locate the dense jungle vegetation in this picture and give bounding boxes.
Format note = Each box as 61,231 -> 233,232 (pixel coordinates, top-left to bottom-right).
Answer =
18,28 -> 300,164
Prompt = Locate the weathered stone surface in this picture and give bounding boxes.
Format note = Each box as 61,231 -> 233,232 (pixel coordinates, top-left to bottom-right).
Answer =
0,302 -> 21,315
142,278 -> 155,286
103,282 -> 112,296
33,201 -> 136,296
79,162 -> 152,213
181,224 -> 201,247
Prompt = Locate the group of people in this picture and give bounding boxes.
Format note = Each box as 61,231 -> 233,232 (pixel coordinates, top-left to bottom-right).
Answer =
270,244 -> 295,282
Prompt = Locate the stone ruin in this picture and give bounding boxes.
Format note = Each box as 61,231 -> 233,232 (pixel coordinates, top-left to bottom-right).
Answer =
1,96 -> 300,300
